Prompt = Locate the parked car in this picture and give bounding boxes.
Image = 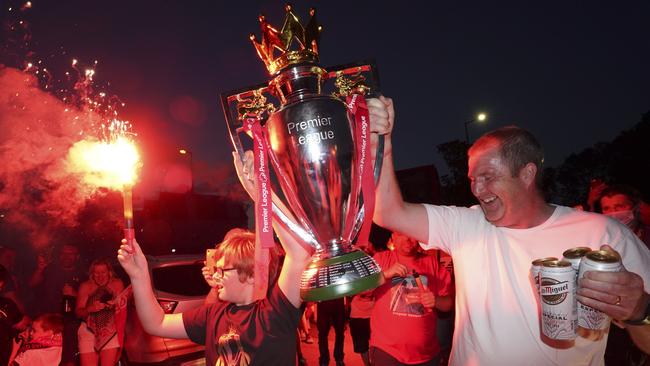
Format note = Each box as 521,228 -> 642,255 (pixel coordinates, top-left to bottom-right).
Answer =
122,254 -> 210,365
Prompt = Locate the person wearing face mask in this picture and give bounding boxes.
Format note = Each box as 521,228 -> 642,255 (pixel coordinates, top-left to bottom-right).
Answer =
599,185 -> 650,248
598,185 -> 650,366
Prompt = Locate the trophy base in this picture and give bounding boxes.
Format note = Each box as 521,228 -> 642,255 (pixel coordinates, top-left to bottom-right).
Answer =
300,250 -> 382,302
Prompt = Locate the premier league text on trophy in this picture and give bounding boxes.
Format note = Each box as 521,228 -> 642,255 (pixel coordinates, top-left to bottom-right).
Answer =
256,136 -> 271,234
287,115 -> 335,145
350,94 -> 370,177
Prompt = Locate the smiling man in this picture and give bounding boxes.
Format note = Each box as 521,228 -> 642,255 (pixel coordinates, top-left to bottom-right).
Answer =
368,96 -> 650,366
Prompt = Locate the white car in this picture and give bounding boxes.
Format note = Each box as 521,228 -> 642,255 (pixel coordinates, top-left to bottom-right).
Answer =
122,254 -> 209,365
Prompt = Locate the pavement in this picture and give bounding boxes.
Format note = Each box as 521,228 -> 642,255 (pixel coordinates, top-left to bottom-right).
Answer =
299,323 -> 366,366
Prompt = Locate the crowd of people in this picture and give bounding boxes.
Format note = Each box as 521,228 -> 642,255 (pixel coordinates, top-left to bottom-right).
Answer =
1,243 -> 131,366
1,94 -> 649,366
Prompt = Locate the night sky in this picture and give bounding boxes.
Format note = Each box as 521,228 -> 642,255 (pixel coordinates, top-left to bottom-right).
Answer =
11,0 -> 650,193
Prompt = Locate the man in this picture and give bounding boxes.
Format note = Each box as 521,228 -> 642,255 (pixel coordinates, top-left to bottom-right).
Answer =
28,243 -> 85,366
370,231 -> 453,366
349,242 -> 377,366
316,297 -> 346,366
28,243 -> 85,314
368,96 -> 650,365
599,184 -> 649,246
597,184 -> 650,365
117,151 -> 311,365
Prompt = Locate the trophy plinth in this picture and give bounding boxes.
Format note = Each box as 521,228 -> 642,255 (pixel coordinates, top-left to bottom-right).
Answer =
301,250 -> 383,301
222,6 -> 383,301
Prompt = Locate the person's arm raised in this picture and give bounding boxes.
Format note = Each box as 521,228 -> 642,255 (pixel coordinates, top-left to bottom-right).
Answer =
233,151 -> 312,308
368,96 -> 429,243
274,224 -> 312,308
117,239 -> 188,339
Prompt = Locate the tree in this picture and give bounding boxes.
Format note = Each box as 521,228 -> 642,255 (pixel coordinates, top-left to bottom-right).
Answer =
436,139 -> 475,206
546,111 -> 650,205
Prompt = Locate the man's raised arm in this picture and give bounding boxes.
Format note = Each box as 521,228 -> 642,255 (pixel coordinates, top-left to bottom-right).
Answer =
368,96 -> 429,243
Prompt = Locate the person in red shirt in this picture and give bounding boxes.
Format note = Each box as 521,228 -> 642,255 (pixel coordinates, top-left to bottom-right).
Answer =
370,231 -> 454,366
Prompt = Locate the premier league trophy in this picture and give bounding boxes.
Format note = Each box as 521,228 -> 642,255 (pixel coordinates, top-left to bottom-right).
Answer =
221,5 -> 383,301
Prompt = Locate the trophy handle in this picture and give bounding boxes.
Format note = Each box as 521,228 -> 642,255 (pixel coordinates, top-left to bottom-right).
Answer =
221,87 -> 320,248
374,135 -> 385,184
324,60 -> 385,240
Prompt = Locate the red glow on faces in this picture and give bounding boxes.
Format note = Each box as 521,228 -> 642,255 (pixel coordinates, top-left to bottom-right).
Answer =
600,194 -> 634,215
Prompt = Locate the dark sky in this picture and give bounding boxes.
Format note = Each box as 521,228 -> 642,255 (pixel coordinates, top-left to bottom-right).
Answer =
17,0 -> 650,190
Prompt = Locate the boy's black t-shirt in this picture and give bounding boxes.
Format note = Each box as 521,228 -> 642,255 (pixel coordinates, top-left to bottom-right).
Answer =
183,283 -> 302,366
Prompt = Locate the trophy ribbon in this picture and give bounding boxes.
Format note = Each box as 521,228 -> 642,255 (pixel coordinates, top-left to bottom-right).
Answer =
346,94 -> 375,246
244,118 -> 273,300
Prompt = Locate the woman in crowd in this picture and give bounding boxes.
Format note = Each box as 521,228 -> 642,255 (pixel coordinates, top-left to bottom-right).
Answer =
76,259 -> 124,366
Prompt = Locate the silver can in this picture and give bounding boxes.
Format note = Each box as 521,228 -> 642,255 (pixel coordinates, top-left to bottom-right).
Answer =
540,260 -> 576,348
577,250 -> 622,341
562,247 -> 593,272
531,257 -> 558,292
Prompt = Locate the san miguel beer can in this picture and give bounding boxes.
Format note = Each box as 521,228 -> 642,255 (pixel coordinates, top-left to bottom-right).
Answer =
531,257 -> 558,292
562,247 -> 592,272
540,260 -> 577,348
577,250 -> 622,341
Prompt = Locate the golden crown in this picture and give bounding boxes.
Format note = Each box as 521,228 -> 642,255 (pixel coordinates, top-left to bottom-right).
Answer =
249,4 -> 322,75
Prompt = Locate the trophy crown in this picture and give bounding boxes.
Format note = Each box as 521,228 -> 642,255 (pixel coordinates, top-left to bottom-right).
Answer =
250,4 -> 322,75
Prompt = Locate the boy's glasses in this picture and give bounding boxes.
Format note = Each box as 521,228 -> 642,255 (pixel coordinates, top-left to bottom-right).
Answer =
214,267 -> 237,278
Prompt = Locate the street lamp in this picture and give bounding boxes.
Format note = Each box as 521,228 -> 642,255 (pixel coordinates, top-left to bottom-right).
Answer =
464,113 -> 487,143
179,148 -> 194,193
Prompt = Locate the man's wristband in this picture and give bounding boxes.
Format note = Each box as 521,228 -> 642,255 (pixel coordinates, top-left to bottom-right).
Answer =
624,300 -> 650,326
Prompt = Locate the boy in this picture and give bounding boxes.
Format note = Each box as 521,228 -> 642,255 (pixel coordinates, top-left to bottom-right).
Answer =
8,313 -> 63,366
118,152 -> 311,365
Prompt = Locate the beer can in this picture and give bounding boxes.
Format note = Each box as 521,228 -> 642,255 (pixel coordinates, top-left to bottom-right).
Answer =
562,247 -> 592,272
540,260 -> 576,348
577,249 -> 622,341
531,257 -> 558,292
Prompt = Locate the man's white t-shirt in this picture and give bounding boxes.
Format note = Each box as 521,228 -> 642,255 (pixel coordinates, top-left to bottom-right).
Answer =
422,204 -> 650,366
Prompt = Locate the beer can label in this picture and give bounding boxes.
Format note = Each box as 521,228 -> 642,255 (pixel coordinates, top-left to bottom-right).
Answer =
577,251 -> 622,331
577,302 -> 610,331
531,257 -> 558,292
540,261 -> 576,340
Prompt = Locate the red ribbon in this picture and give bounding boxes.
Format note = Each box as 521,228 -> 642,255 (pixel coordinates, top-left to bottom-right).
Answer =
346,94 -> 375,246
244,118 -> 274,300
123,228 -> 135,249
